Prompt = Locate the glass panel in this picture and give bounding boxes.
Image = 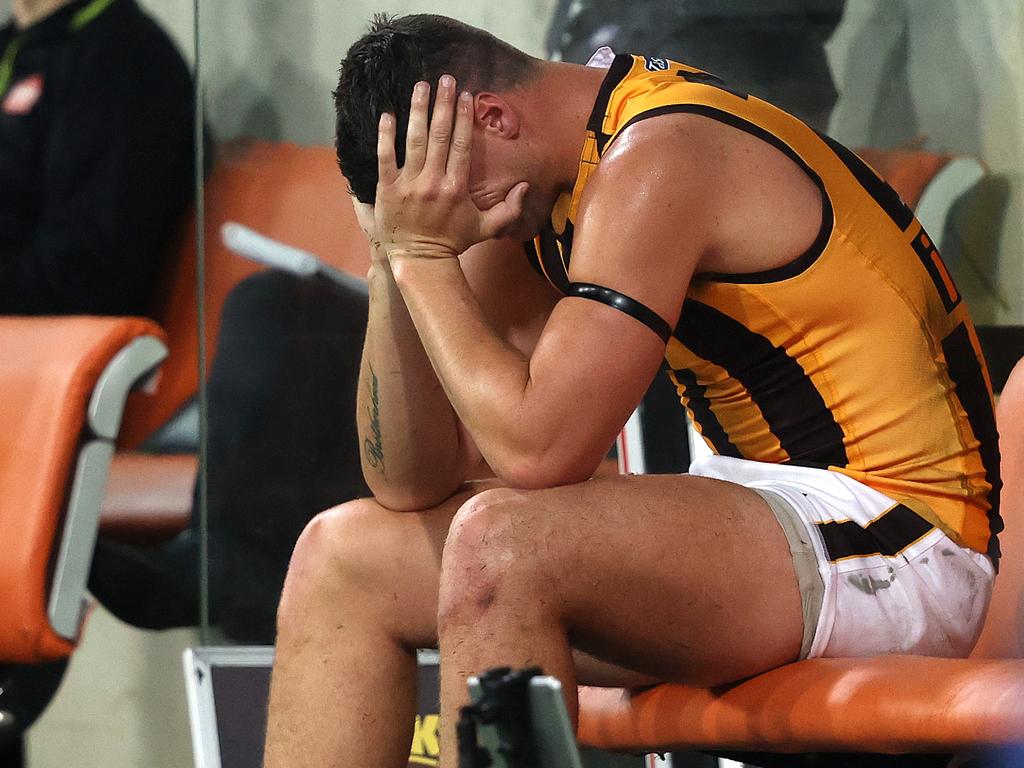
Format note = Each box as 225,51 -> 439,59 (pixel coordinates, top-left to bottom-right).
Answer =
826,1 -> 1023,331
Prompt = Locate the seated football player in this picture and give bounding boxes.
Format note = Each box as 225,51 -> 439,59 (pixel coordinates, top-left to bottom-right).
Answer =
263,14 -> 1001,768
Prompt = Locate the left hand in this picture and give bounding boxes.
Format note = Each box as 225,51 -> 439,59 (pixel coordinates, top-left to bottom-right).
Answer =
374,75 -> 529,262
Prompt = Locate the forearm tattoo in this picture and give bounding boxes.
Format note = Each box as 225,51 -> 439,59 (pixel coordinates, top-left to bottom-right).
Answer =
364,365 -> 386,474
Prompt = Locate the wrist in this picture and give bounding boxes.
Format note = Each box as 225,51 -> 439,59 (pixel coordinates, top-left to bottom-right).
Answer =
389,251 -> 462,284
366,259 -> 392,282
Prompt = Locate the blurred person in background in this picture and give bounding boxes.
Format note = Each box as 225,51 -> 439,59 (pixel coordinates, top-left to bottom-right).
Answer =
547,0 -> 845,132
0,2 -> 194,763
0,0 -> 196,315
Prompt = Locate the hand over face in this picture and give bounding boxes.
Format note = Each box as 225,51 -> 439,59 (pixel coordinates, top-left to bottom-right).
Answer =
374,75 -> 529,262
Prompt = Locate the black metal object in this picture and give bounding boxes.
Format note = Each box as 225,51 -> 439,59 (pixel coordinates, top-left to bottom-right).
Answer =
0,660 -> 68,751
639,371 -> 692,475
458,667 -> 543,768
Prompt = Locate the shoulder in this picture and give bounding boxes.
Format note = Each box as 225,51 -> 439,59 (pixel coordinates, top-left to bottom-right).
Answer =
73,2 -> 191,92
576,113 -> 727,253
579,110 -> 824,278
584,113 -> 735,210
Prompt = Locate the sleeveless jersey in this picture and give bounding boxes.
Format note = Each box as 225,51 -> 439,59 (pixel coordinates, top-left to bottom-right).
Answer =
526,54 -> 1002,562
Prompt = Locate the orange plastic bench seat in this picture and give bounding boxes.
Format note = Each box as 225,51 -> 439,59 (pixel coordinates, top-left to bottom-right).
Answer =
579,656 -> 1024,754
0,316 -> 165,661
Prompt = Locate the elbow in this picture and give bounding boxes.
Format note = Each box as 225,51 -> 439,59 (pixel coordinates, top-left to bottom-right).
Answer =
492,447 -> 601,490
364,475 -> 463,513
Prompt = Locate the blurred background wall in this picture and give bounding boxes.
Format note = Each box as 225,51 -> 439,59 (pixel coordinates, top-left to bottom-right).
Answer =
148,0 -> 1024,325
1,0 -> 1020,322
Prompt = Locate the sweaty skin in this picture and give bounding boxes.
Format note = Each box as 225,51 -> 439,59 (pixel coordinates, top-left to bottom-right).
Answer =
264,66 -> 821,768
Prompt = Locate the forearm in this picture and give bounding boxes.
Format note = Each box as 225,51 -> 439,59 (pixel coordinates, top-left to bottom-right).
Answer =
392,258 -> 592,487
357,258 -> 473,510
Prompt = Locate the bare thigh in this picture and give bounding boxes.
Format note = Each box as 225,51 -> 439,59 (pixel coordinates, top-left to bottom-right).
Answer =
443,473 -> 805,686
304,479 -> 658,688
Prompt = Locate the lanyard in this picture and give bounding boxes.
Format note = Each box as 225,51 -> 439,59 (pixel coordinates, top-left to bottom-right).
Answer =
0,0 -> 117,97
0,36 -> 24,95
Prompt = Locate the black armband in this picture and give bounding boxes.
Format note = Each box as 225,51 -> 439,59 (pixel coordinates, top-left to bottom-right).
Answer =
566,282 -> 672,343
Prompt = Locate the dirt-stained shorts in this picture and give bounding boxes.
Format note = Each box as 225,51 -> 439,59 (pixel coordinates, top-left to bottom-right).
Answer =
689,455 -> 995,660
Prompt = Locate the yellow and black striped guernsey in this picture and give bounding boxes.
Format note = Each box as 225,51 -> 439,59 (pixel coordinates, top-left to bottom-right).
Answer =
526,54 -> 1002,562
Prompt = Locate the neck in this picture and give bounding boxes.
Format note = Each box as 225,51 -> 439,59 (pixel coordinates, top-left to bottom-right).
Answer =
12,0 -> 70,29
531,61 -> 608,192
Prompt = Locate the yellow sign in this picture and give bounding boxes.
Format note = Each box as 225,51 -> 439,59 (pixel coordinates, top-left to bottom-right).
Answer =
409,713 -> 440,767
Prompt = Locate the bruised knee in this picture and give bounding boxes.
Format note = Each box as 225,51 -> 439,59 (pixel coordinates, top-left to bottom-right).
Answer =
437,487 -> 546,630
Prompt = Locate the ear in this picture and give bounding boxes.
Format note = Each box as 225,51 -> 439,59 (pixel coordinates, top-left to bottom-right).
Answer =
474,92 -> 520,139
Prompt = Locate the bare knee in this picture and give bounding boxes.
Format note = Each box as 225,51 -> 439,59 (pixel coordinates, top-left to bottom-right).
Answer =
276,497 -> 392,634
437,488 -> 548,631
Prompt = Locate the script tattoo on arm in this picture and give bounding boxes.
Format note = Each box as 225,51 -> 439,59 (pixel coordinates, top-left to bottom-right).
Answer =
364,365 -> 386,474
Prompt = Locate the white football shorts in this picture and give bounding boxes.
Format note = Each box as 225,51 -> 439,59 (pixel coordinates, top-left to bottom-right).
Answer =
689,455 -> 995,660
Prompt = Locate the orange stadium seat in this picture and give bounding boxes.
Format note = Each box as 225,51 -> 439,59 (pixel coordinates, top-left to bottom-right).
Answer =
0,317 -> 166,662
98,139 -> 368,543
578,356 -> 1024,757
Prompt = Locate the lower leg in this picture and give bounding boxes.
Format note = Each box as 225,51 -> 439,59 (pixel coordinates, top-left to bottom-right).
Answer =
437,597 -> 576,768
265,606 -> 418,768
263,507 -> 419,768
263,484 -> 491,768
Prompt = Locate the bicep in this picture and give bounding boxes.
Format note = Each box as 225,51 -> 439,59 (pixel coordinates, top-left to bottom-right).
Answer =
512,128 -> 712,476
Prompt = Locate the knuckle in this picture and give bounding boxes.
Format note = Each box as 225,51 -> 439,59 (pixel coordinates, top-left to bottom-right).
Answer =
451,137 -> 471,154
417,182 -> 440,202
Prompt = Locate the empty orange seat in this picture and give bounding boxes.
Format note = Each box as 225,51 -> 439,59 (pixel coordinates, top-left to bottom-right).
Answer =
118,139 -> 367,451
99,139 -> 367,541
0,317 -> 166,662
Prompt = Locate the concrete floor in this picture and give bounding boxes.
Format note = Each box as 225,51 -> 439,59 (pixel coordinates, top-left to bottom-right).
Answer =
26,604 -> 198,768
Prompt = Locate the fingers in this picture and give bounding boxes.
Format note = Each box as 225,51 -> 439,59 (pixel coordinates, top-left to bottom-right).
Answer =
424,74 -> 456,174
480,181 -> 529,239
377,112 -> 399,186
446,90 -> 474,180
404,81 -> 429,175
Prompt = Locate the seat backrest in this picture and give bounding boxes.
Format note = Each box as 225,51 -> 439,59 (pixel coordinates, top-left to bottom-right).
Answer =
854,148 -> 952,210
0,317 -> 166,662
118,139 -> 368,449
972,356 -> 1024,658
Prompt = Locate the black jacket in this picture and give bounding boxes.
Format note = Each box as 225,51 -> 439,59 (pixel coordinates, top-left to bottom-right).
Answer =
0,0 -> 195,315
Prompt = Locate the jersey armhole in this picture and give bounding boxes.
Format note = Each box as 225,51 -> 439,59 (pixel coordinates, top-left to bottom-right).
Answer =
606,104 -> 836,285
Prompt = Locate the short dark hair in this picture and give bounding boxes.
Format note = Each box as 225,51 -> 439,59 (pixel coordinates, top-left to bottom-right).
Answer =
334,14 -> 538,204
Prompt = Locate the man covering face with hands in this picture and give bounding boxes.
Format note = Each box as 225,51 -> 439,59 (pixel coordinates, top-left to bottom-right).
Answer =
263,14 -> 1001,768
